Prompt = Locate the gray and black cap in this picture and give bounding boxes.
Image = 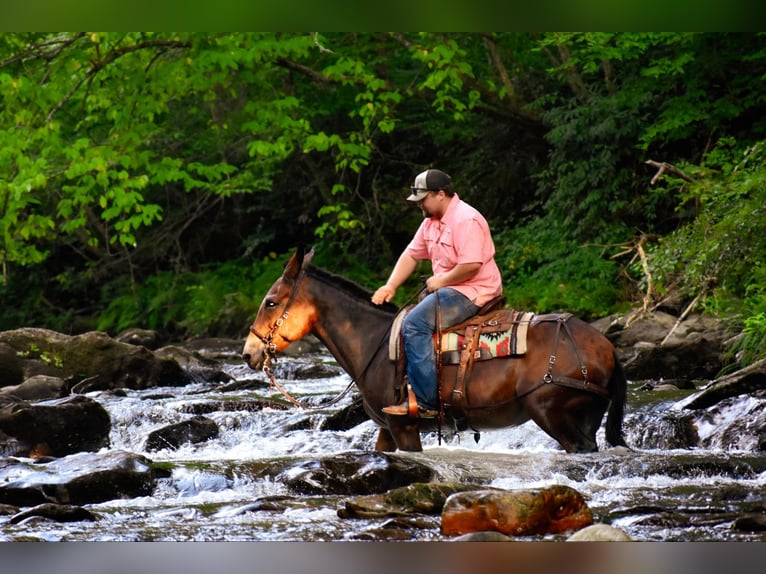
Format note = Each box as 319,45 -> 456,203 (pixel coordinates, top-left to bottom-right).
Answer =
406,169 -> 452,202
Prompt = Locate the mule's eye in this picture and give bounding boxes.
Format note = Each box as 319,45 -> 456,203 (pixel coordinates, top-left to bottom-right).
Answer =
265,299 -> 278,308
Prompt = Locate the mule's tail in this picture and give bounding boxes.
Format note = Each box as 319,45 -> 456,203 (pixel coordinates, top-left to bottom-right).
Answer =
605,351 -> 628,448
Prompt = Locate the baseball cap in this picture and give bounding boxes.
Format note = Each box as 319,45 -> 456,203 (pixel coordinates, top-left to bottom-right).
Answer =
406,169 -> 452,202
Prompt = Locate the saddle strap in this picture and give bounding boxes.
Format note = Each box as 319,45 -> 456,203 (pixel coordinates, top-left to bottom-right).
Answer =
451,324 -> 481,409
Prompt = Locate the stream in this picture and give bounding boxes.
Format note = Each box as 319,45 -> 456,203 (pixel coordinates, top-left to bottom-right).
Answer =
2,343 -> 765,542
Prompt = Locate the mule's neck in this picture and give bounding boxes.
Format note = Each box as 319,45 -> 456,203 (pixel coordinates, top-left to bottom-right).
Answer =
306,281 -> 394,383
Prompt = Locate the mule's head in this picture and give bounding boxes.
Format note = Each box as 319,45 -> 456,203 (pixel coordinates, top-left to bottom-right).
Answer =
242,247 -> 317,370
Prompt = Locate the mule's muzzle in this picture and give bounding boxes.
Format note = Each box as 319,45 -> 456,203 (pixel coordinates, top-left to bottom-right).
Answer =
242,338 -> 266,370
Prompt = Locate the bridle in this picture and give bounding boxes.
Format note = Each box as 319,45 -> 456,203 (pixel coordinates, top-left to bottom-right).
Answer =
247,263 -> 354,409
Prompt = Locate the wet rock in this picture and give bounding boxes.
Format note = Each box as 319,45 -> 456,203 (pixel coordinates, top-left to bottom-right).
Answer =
338,482 -> 483,519
598,311 -> 728,382
441,485 -> 593,537
566,524 -> 632,541
0,375 -> 66,402
115,328 -> 164,350
280,451 -> 434,495
0,450 -> 160,506
731,512 -> 766,532
180,399 -> 287,415
681,359 -> 766,410
451,531 -> 514,541
0,328 -> 191,391
154,345 -> 232,384
0,395 -> 111,458
144,415 -> 220,451
9,503 -> 98,524
319,394 -> 369,431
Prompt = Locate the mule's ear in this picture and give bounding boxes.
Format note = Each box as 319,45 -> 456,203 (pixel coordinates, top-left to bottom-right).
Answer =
283,245 -> 314,281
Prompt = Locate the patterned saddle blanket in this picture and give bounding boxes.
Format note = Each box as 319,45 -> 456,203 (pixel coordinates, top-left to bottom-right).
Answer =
389,308 -> 535,365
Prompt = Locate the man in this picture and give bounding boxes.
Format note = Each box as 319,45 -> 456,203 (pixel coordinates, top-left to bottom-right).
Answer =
371,168 -> 503,417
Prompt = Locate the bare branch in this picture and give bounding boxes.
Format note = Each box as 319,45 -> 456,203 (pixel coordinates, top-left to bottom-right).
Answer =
645,159 -> 694,185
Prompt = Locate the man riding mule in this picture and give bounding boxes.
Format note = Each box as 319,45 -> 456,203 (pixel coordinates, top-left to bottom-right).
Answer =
242,244 -> 627,453
371,168 -> 503,418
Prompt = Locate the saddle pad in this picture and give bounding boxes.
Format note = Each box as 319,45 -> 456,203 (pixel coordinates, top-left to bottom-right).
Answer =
440,310 -> 535,362
388,308 -> 534,362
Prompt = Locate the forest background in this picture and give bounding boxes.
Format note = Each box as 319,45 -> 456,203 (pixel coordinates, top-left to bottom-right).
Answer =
2,32 -> 766,365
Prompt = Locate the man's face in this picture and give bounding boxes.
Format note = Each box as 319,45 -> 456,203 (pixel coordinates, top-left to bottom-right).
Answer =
417,190 -> 441,218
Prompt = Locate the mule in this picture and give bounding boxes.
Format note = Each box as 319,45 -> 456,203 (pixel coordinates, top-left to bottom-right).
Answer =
242,247 -> 627,453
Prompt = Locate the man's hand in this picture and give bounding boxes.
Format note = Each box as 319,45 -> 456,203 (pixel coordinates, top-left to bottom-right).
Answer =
371,284 -> 396,305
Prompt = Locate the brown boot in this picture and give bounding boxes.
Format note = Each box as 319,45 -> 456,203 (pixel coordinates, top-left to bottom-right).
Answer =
382,387 -> 438,418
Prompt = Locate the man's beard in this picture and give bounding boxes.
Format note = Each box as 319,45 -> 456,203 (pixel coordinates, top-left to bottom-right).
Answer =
420,206 -> 433,218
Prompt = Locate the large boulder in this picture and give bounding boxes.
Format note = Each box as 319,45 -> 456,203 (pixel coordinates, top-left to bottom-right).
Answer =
441,485 -> 593,537
279,451 -> 434,495
0,395 -> 111,458
0,328 -> 191,392
594,311 -> 728,383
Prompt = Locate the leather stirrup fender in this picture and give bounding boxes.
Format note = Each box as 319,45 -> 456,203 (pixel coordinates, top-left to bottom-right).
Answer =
407,386 -> 419,419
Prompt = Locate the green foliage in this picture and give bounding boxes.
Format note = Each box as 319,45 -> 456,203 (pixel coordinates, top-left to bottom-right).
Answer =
1,32 -> 766,340
96,255 -> 286,337
647,139 -> 766,301
494,217 -> 625,319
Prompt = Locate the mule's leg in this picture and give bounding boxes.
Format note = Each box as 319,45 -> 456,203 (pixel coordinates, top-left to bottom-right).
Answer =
386,419 -> 424,452
526,392 -> 605,453
374,427 -> 398,452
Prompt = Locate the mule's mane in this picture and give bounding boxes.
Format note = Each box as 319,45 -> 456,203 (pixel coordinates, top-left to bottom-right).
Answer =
306,265 -> 399,315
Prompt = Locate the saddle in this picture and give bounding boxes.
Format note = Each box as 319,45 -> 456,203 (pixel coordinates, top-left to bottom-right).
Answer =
388,296 -> 534,413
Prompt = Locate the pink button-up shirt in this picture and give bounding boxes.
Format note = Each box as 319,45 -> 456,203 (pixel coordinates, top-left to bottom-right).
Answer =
404,194 -> 502,307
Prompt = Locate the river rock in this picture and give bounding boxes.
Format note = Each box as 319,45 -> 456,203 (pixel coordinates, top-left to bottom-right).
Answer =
595,311 -> 727,382
280,451 -> 434,495
681,358 -> 766,410
154,345 -> 233,384
338,482 -> 485,519
0,450 -> 164,507
319,394 -> 369,431
115,328 -> 165,350
0,395 -> 110,458
440,485 -> 593,537
9,503 -> 99,524
0,375 -> 66,402
144,415 -> 220,451
566,523 -> 632,541
0,328 -> 191,392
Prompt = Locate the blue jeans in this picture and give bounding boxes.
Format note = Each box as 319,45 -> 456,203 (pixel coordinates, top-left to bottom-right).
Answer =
402,288 -> 480,409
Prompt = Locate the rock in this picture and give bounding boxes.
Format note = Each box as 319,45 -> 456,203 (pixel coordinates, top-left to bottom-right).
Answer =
319,394 -> 369,431
0,375 -> 66,402
280,451 -> 434,495
0,450 -> 162,506
731,512 -> 766,532
9,503 -> 99,524
154,345 -> 233,384
144,415 -> 220,452
339,482 -> 483,519
681,358 -> 766,410
115,328 -> 164,350
0,328 -> 192,392
0,395 -> 111,458
451,531 -> 514,541
566,524 -> 632,541
180,399 -> 287,415
441,485 -> 593,537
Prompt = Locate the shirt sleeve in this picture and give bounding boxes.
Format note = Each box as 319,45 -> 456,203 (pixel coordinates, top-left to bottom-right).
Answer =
404,220 -> 430,260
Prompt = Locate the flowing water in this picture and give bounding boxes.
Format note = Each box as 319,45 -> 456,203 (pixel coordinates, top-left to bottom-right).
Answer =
3,345 -> 765,542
